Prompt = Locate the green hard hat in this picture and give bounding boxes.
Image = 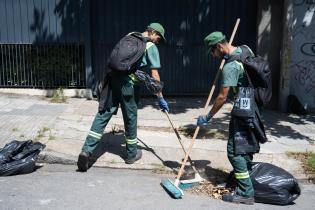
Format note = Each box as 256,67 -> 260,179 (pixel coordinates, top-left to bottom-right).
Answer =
204,31 -> 226,51
147,22 -> 166,42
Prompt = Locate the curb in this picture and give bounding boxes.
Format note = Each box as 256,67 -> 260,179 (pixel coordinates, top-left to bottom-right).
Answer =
37,147 -> 309,181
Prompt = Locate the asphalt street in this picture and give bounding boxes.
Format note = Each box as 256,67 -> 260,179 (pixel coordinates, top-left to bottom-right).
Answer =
0,164 -> 314,210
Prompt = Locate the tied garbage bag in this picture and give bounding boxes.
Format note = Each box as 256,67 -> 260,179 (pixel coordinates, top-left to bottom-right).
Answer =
250,162 -> 301,205
134,70 -> 163,95
0,140 -> 45,176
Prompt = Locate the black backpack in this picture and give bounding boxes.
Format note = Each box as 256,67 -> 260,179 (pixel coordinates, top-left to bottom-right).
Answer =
107,32 -> 146,71
227,45 -> 272,107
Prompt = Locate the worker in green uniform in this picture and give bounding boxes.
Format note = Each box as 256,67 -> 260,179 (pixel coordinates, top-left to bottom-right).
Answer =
77,23 -> 169,171
197,31 -> 256,205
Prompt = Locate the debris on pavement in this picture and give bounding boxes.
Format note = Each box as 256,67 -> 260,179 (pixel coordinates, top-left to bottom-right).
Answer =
185,181 -> 230,199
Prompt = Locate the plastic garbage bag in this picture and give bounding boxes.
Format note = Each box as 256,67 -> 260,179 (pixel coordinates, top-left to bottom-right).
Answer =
134,70 -> 163,94
0,140 -> 45,176
250,162 -> 301,205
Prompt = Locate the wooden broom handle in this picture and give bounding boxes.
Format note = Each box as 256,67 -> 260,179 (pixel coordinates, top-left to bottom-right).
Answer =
175,18 -> 241,181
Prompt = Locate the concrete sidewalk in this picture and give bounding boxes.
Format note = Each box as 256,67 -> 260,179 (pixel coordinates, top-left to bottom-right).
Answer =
0,93 -> 315,180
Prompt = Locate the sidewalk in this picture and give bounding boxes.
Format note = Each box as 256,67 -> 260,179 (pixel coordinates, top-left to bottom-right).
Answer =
1,93 -> 315,180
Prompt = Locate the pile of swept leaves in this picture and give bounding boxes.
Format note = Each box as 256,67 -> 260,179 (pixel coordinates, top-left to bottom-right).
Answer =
185,181 -> 230,199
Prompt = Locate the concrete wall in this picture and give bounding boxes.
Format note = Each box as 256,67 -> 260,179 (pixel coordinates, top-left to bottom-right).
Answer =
288,0 -> 315,111
257,0 -> 284,110
258,0 -> 315,112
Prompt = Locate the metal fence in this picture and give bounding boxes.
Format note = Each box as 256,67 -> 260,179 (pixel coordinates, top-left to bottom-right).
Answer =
0,44 -> 85,88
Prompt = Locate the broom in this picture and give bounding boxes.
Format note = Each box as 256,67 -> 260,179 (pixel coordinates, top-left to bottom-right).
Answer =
161,18 -> 241,199
163,110 -> 204,186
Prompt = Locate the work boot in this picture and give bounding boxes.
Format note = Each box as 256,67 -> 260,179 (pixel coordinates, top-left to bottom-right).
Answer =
222,192 -> 254,205
125,150 -> 142,164
77,151 -> 90,172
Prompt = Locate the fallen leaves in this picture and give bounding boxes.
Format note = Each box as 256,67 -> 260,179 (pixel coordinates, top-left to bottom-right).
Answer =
186,181 -> 230,199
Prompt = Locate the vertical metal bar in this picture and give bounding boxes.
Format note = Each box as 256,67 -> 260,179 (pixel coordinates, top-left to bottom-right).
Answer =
65,44 -> 67,87
46,44 -> 49,88
72,44 -> 75,87
21,44 -> 26,86
26,44 -> 29,87
77,43 -> 80,87
52,44 -> 56,88
44,44 -> 47,88
76,43 -> 78,87
78,44 -> 81,87
65,44 -> 68,87
36,44 -> 39,87
13,44 -> 16,86
16,44 -> 20,86
14,44 -> 17,86
15,44 -> 18,86
71,44 -> 73,87
29,44 -> 33,87
4,45 -> 8,86
7,44 -> 10,86
41,44 -> 44,88
25,44 -> 28,86
0,45 -> 3,86
56,44 -> 59,88
8,44 -> 12,86
63,44 -> 66,87
82,44 -> 85,87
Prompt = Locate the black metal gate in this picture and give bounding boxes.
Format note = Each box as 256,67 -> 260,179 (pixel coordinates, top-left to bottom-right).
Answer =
90,0 -> 257,95
0,0 -> 257,93
0,0 -> 87,89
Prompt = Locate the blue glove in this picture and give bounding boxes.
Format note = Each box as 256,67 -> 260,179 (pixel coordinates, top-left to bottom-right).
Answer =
158,97 -> 169,112
196,113 -> 213,126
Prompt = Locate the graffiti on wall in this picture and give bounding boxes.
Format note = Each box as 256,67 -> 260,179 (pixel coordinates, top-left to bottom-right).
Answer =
300,43 -> 315,56
290,2 -> 315,108
292,60 -> 315,93
293,0 -> 315,6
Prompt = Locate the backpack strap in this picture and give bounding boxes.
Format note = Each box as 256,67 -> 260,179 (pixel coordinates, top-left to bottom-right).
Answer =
127,31 -> 148,42
226,45 -> 254,88
226,45 -> 252,63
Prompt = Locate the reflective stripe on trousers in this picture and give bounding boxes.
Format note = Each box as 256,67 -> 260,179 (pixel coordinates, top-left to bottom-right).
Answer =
235,171 -> 250,179
88,130 -> 103,140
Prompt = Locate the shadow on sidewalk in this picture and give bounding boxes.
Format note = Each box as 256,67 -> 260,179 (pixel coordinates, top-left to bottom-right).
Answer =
137,97 -> 207,115
88,131 -> 127,167
87,131 -> 214,176
137,137 -> 212,175
263,110 -> 315,142
178,105 -> 315,143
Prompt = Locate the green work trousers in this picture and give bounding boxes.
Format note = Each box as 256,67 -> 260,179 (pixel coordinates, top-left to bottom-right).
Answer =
82,72 -> 140,159
227,120 -> 254,198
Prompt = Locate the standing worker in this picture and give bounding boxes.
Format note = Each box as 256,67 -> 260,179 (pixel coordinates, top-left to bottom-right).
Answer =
78,23 -> 169,171
197,31 -> 260,205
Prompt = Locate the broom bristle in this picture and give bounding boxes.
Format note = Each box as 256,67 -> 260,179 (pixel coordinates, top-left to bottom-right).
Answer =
161,178 -> 184,199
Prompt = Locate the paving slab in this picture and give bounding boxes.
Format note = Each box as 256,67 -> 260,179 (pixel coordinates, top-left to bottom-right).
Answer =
1,93 -> 315,181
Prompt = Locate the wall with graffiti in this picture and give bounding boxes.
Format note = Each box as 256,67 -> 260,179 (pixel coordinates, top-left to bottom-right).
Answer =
290,0 -> 315,110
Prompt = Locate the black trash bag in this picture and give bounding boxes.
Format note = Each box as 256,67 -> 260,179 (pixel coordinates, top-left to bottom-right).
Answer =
250,162 -> 301,205
134,70 -> 163,95
0,140 -> 46,176
0,140 -> 30,164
